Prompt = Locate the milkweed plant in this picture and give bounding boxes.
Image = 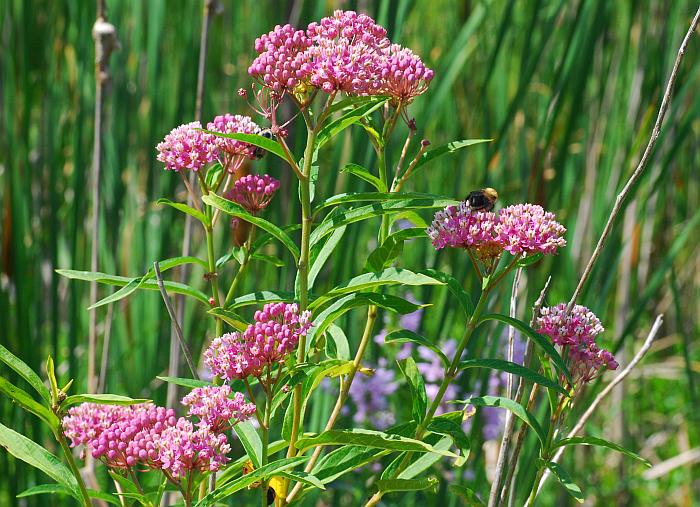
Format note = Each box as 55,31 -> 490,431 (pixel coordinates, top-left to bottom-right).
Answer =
0,10 -> 651,507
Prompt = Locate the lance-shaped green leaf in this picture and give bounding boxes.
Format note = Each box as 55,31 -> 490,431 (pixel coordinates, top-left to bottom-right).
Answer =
157,198 -> 210,227
0,343 -> 50,403
407,139 -> 492,179
61,393 -> 150,408
418,269 -> 475,316
251,252 -> 285,267
196,456 -> 308,505
452,396 -> 546,445
312,446 -> 389,484
341,163 -> 386,192
427,414 -> 470,456
56,270 -> 210,306
156,376 -> 213,389
17,484 -> 120,505
89,256 -> 208,309
398,435 -> 454,480
0,377 -> 58,428
233,421 -> 263,469
377,477 -> 439,493
202,131 -> 292,163
315,97 -> 388,150
516,252 -> 544,267
398,357 -> 427,422
202,193 -> 300,261
295,429 -> 464,463
224,290 -> 296,311
0,423 -> 80,500
326,94 -> 388,115
207,308 -> 249,331
551,436 -> 650,466
366,227 -> 426,272
314,268 -> 443,306
276,470 -> 325,490
385,330 -> 449,367
543,461 -> 584,503
458,358 -> 568,396
304,223 -> 347,293
325,324 -> 350,360
310,197 -> 458,247
305,293 -> 424,353
479,314 -> 572,384
314,192 -> 453,213
448,484 -> 486,505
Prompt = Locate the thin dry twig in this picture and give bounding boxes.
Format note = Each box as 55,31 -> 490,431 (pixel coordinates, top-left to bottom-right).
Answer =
154,262 -> 199,381
489,276 -> 550,507
567,6 -> 700,312
537,315 -> 663,494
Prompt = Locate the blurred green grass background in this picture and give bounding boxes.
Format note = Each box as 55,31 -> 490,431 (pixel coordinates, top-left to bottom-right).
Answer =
1,0 -> 699,505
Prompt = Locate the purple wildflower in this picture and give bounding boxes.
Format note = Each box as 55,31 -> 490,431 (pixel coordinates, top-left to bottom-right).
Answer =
495,203 -> 567,255
181,385 -> 256,432
249,24 -> 314,93
224,173 -> 280,213
156,122 -> 217,172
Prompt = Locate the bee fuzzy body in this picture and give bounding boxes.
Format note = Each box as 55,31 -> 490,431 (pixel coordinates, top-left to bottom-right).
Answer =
466,187 -> 498,212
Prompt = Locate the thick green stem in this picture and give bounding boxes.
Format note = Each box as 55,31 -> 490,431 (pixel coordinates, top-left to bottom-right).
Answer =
205,220 -> 223,337
56,431 -> 92,507
261,388 -> 271,507
223,228 -> 255,306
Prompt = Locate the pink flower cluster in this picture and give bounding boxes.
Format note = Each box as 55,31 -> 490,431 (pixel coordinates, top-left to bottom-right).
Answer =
427,202 -> 566,257
224,173 -> 280,213
155,417 -> 231,479
182,385 -> 256,432
249,10 -> 433,101
204,302 -> 312,380
156,122 -> 217,172
536,304 -> 618,384
62,386 -> 256,478
206,114 -> 262,165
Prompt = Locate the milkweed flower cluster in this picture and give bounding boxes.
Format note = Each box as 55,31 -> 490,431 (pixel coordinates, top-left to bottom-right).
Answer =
182,385 -> 256,432
204,303 -> 312,380
62,387 -> 255,478
536,304 -> 618,384
427,201 -> 566,258
156,122 -> 217,172
249,10 -> 433,102
224,174 -> 280,213
206,114 -> 262,167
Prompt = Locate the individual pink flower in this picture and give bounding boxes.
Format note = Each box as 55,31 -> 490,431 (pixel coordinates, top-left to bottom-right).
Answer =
156,122 -> 217,172
536,304 -> 617,384
154,418 -> 231,479
206,114 -> 262,171
306,10 -> 389,94
380,44 -> 434,102
249,24 -> 313,93
426,201 -> 500,251
224,173 -> 280,213
181,385 -> 256,432
204,303 -> 312,380
495,203 -> 566,255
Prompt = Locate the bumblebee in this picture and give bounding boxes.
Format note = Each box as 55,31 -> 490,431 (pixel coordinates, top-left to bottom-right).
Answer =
253,129 -> 274,159
466,187 -> 498,212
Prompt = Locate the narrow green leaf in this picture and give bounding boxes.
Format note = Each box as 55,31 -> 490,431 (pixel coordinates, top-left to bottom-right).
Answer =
307,224 -> 347,291
418,269 -> 474,316
316,98 -> 388,150
156,376 -> 213,389
385,330 -> 449,367
276,470 -> 325,490
17,484 -> 120,505
207,308 -> 250,332
251,253 -> 285,267
427,416 -> 470,456
398,435 -> 454,480
479,314 -> 572,384
224,290 -> 295,311
325,324 -> 350,360
552,436 -> 650,466
516,252 -> 544,267
0,377 -> 58,428
61,393 -> 150,408
157,199 -> 210,226
312,446 -> 389,484
398,357 -> 428,422
0,423 -> 80,499
326,94 -> 386,116
201,131 -> 291,163
0,343 -> 50,403
452,396 -> 546,445
295,429 -> 463,463
408,139 -> 492,178
233,421 -> 263,469
318,267 -> 443,303
544,461 -> 584,503
458,358 -> 568,396
341,163 -> 386,192
56,269 -> 210,305
314,191 -> 453,213
202,193 -> 300,261
448,484 -> 486,505
377,477 -> 438,493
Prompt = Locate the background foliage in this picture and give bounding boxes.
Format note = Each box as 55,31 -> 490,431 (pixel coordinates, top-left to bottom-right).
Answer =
1,0 -> 698,505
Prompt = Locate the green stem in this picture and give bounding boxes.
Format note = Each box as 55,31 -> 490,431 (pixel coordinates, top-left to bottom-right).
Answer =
205,211 -> 222,337
261,386 -> 271,507
223,228 -> 255,306
56,431 -> 92,507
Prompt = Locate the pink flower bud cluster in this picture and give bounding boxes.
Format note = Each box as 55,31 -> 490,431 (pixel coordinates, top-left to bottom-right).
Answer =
206,114 -> 262,163
182,385 -> 256,432
248,10 -> 433,101
155,417 -> 231,479
156,122 -> 217,172
427,202 -> 566,256
224,173 -> 280,213
249,24 -> 314,93
204,303 -> 312,380
536,304 -> 618,384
